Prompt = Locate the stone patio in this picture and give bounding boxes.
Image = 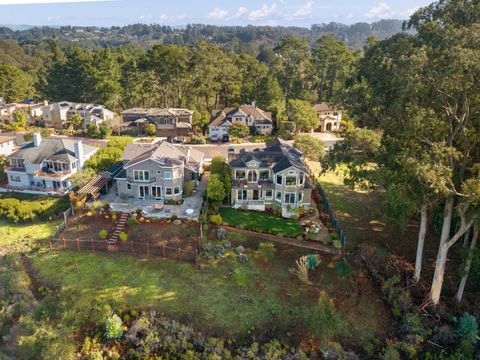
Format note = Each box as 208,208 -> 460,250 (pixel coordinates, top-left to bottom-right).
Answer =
101,175 -> 207,220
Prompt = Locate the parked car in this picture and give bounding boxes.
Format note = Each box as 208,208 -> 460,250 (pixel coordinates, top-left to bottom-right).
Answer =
167,136 -> 184,144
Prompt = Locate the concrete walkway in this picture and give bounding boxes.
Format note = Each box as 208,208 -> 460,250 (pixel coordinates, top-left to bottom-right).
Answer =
218,225 -> 339,255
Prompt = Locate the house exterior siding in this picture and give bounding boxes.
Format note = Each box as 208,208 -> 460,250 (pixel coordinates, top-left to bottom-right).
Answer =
117,159 -> 185,200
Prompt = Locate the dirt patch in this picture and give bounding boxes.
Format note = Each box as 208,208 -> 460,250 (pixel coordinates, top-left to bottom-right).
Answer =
61,213 -> 114,241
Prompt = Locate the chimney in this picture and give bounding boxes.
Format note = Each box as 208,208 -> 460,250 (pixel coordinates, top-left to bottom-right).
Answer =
74,140 -> 85,168
227,147 -> 236,163
33,132 -> 42,147
251,101 -> 256,108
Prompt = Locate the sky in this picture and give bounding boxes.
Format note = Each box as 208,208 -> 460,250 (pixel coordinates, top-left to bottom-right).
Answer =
0,0 -> 433,27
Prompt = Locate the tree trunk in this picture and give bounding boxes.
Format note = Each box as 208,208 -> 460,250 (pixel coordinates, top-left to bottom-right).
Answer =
456,226 -> 478,303
414,203 -> 428,283
430,198 -> 454,305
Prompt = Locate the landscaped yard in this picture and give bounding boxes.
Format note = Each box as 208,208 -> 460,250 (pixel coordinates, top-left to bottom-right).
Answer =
220,208 -> 303,237
0,222 -> 59,249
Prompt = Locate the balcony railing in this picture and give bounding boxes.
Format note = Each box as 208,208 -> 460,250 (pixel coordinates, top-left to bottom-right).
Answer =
232,179 -> 274,188
4,166 -> 26,172
34,169 -> 71,178
127,176 -> 157,184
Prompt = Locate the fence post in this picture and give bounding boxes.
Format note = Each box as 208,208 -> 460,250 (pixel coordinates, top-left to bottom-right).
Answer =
91,238 -> 95,252
178,248 -> 181,261
130,241 -> 134,255
64,210 -> 68,229
146,242 -> 150,256
195,248 -> 199,269
49,237 -> 52,250
63,237 -> 66,250
163,243 -> 166,258
76,238 -> 80,251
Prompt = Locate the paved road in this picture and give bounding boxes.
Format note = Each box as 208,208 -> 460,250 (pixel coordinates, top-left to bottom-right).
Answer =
189,133 -> 342,160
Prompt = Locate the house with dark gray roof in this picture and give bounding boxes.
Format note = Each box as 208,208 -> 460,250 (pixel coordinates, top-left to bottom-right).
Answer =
228,138 -> 312,218
5,133 -> 98,194
115,140 -> 204,201
120,108 -> 193,138
208,103 -> 273,141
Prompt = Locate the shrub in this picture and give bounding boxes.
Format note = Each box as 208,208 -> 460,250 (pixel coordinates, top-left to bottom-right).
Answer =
216,227 -> 227,240
209,214 -> 223,225
238,253 -> 249,263
128,217 -> 139,226
258,242 -> 276,262
381,276 -> 412,318
190,135 -> 207,144
183,181 -> 195,197
99,229 -> 109,239
330,232 -> 339,240
289,256 -> 309,283
104,314 -> 123,340
306,254 -> 321,270
334,259 -> 352,278
119,232 -> 128,241
454,312 -> 479,344
333,240 -> 343,249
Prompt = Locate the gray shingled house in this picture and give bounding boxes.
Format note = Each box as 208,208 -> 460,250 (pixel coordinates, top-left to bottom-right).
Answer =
229,138 -> 312,218
115,141 -> 204,201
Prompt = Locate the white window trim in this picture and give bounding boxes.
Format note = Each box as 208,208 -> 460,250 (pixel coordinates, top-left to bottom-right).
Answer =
265,189 -> 273,200
133,170 -> 150,182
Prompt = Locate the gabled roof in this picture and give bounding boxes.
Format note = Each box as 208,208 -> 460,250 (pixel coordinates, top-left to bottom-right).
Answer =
123,141 -> 204,172
8,138 -> 97,165
209,105 -> 272,128
314,102 -> 335,112
230,138 -> 308,174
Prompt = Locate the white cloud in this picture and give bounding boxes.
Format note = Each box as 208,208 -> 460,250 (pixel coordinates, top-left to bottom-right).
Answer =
47,15 -> 61,22
402,7 -> 419,17
208,7 -> 229,20
291,1 -> 314,19
366,2 -> 395,19
248,3 -> 280,21
231,6 -> 248,19
1,0 -> 114,4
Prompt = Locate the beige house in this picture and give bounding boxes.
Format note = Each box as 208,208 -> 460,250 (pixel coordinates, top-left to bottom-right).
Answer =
208,103 -> 273,141
120,108 -> 193,138
314,102 -> 342,132
229,138 -> 312,218
115,141 -> 204,201
42,101 -> 115,130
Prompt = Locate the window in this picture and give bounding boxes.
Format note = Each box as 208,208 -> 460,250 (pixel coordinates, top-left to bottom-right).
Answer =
165,187 -> 172,195
133,170 -> 149,182
10,175 -> 20,182
127,182 -> 131,190
72,162 -> 76,169
235,170 -> 246,180
163,171 -> 172,179
259,170 -> 269,180
275,191 -> 282,201
247,170 -> 257,182
299,174 -> 304,185
284,193 -> 296,204
265,190 -> 273,199
285,176 -> 297,186
152,186 -> 162,198
298,192 -> 303,202
276,175 -> 282,185
237,189 -> 247,201
174,186 -> 180,194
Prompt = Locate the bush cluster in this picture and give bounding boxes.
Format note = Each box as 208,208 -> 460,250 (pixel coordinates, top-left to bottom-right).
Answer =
0,196 -> 69,223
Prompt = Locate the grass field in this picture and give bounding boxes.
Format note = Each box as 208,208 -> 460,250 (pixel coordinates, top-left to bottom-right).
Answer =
220,208 -> 303,237
0,221 -> 59,248
28,230 -> 390,349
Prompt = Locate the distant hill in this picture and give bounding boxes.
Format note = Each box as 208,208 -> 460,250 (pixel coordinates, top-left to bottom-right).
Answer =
0,19 -> 408,50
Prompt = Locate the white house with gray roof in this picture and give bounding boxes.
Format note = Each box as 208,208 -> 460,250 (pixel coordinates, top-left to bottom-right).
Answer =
4,133 -> 98,194
208,103 -> 273,141
42,101 -> 115,130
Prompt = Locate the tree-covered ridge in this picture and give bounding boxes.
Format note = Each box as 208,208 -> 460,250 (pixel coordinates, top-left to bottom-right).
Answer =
0,20 -> 407,50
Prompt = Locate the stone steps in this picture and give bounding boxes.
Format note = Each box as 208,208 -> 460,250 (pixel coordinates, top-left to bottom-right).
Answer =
108,211 -> 131,244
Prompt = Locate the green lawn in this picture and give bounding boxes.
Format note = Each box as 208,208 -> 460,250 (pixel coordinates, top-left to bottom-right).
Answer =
220,208 -> 303,237
0,221 -> 59,248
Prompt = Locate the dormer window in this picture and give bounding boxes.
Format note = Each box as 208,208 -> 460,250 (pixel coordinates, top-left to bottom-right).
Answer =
286,175 -> 297,186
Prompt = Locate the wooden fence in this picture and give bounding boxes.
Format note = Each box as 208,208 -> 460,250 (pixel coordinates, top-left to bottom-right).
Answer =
48,237 -> 199,264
